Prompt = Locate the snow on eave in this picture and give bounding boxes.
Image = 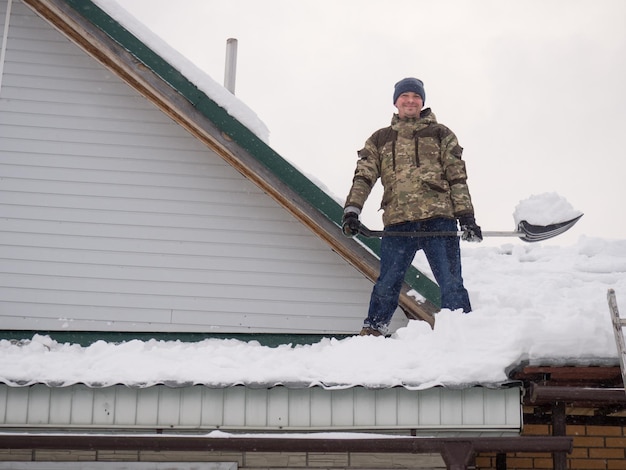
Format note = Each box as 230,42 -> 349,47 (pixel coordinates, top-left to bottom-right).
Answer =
0,377 -> 519,391
90,0 -> 270,144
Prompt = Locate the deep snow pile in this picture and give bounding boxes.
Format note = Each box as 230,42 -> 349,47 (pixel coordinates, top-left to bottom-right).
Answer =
0,194 -> 622,390
513,192 -> 582,226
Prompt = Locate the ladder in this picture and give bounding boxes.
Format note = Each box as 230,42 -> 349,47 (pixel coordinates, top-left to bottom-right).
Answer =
608,289 -> 626,393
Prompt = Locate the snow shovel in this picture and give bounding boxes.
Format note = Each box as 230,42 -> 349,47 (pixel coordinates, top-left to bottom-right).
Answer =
357,214 -> 583,243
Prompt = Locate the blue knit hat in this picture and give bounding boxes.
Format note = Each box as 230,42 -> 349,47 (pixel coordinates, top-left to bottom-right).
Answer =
393,77 -> 426,104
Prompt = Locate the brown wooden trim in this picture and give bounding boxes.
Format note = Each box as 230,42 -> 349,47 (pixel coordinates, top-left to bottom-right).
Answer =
528,384 -> 626,406
511,365 -> 623,387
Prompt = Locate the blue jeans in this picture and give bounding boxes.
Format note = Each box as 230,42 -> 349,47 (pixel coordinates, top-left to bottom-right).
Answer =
364,218 -> 471,334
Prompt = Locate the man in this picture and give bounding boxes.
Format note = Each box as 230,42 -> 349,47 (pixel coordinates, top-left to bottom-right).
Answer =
342,77 -> 482,336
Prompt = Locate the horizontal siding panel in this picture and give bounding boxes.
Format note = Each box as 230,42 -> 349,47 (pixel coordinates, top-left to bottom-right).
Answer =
0,102 -> 205,141
9,4 -> 67,36
0,166 -> 257,197
5,312 -> 271,332
0,95 -> 164,123
6,58 -> 133,91
0,107 -> 201,140
0,313 -> 259,333
0,245 -> 359,278
0,171 -> 242,200
0,213 -> 325,250
0,229 -> 338,265
7,31 -> 89,55
0,135 -> 220,161
1,80 -> 152,111
0,295 -> 367,332
0,0 -> 409,334
0,289 -> 178,322
171,311 -> 364,332
0,121 -> 205,149
0,145 -> 232,173
0,160 -> 255,189
1,78 -> 151,108
0,175 -> 265,204
0,259 -> 369,293
0,304 -> 171,324
0,295 -> 366,332
0,196 -> 294,227
2,192 -> 294,222
7,34 -> 112,62
0,273 -> 358,307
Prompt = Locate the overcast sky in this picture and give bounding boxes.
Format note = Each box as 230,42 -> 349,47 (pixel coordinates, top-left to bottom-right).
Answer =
114,0 -> 626,246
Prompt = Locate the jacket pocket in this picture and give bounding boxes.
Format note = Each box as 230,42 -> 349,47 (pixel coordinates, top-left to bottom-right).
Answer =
423,179 -> 450,193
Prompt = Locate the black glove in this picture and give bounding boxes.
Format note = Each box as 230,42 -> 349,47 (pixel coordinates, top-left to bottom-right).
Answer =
458,214 -> 483,242
342,211 -> 361,237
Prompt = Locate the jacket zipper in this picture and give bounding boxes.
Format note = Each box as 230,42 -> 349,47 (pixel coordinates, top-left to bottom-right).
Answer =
391,130 -> 397,171
414,136 -> 420,167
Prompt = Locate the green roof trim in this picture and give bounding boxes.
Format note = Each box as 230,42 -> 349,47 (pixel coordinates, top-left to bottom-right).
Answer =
61,0 -> 439,306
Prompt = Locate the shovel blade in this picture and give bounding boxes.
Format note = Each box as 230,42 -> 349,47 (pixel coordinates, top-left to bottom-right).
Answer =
518,214 -> 583,242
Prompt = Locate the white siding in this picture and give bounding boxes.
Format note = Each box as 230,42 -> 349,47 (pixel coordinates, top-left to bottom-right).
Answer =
0,1 -> 408,334
0,383 -> 522,433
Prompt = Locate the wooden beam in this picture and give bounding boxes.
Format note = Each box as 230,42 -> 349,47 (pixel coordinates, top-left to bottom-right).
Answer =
552,402 -> 567,470
0,434 -> 573,470
511,365 -> 623,387
529,384 -> 626,406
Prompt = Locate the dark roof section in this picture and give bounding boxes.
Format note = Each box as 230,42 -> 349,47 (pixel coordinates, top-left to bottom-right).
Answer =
24,0 -> 439,324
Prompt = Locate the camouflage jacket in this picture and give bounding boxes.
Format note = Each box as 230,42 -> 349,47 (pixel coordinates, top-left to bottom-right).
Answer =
344,109 -> 475,226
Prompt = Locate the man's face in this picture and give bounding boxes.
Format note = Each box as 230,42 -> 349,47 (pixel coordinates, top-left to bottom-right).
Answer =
395,92 -> 423,119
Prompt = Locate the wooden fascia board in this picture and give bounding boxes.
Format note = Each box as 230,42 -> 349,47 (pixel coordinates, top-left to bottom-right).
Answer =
20,0 -> 437,325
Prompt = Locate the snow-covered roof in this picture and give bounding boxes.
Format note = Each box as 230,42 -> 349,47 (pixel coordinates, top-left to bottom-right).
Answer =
1,235 -> 623,389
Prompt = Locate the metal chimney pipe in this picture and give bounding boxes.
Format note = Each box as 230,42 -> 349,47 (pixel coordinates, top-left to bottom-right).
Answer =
224,38 -> 238,94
